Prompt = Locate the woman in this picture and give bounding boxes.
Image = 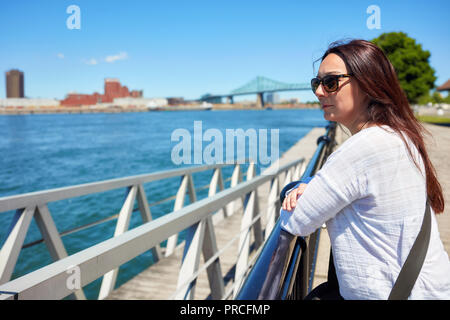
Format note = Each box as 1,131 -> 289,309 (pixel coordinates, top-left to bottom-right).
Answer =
280,39 -> 450,299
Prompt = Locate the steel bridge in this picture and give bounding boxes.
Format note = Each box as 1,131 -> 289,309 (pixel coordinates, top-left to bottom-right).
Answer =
201,76 -> 311,108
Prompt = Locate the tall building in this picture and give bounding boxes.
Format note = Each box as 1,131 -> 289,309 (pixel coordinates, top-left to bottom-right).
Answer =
103,78 -> 130,102
265,92 -> 280,104
6,69 -> 24,98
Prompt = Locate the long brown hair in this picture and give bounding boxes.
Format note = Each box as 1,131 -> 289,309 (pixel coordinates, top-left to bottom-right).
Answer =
319,39 -> 444,214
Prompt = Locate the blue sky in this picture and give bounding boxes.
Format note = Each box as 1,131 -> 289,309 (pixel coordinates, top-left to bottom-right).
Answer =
1,0 -> 449,102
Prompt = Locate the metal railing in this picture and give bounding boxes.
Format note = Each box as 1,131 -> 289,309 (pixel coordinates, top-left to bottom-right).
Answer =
236,122 -> 337,300
0,153 -> 308,300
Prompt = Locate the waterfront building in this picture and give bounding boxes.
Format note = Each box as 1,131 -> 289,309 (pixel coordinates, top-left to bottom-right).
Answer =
0,98 -> 59,108
130,90 -> 143,98
265,92 -> 280,104
167,97 -> 185,105
6,69 -> 24,98
60,79 -> 143,107
437,79 -> 450,96
113,97 -> 168,109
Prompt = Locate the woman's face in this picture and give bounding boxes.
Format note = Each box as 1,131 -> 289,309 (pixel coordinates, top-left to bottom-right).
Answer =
315,53 -> 368,133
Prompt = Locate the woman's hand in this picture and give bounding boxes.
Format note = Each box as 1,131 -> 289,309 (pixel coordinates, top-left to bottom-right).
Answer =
282,183 -> 308,211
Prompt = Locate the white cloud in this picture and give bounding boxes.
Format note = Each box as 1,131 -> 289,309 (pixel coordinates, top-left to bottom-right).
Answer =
82,52 -> 128,65
105,52 -> 128,63
57,53 -> 65,59
84,58 -> 98,65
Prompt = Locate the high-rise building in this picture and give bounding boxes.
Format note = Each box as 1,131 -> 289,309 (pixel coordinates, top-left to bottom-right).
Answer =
103,78 -> 131,102
265,92 -> 280,104
104,78 -> 121,98
6,69 -> 24,98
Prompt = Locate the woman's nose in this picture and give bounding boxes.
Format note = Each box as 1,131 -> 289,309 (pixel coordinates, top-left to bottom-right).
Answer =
315,83 -> 327,98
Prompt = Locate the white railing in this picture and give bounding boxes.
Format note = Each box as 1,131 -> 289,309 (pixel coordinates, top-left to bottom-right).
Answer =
0,158 -> 305,300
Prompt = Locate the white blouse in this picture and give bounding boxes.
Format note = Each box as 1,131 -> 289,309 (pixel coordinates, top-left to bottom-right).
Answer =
280,125 -> 450,300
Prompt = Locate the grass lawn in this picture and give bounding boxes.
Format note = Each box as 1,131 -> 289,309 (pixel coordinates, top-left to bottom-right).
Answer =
415,114 -> 450,125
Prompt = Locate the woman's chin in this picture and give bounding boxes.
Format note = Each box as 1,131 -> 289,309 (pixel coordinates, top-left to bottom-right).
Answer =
323,113 -> 334,122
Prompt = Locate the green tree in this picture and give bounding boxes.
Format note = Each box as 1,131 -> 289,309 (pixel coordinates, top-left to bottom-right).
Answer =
417,91 -> 445,105
371,32 -> 436,104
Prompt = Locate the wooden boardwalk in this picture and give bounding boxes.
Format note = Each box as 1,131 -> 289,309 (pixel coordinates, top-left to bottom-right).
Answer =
107,127 -> 326,300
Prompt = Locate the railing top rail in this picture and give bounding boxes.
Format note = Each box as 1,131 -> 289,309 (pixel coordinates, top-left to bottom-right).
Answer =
0,157 -> 304,300
0,160 -> 253,213
236,122 -> 336,300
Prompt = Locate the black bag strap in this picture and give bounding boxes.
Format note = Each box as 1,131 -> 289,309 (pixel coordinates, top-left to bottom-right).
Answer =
388,201 -> 432,300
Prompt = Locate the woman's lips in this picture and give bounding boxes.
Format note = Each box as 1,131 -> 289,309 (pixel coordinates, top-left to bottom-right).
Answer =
322,104 -> 333,109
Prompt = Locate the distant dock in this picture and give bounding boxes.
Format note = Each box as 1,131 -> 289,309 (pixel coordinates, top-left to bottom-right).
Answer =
0,103 -> 320,115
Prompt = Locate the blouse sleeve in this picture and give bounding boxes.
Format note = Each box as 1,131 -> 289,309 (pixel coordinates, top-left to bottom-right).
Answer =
280,146 -> 365,236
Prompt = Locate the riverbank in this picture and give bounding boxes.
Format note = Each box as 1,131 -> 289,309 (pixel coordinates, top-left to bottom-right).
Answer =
0,103 -> 320,115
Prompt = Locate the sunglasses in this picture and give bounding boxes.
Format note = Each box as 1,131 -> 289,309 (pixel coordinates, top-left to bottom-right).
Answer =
311,74 -> 352,93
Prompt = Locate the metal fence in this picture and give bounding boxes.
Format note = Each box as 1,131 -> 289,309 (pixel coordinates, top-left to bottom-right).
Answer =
236,122 -> 337,300
0,155 -> 308,300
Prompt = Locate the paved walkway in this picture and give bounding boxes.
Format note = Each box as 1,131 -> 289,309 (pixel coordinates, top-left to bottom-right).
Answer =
422,123 -> 450,252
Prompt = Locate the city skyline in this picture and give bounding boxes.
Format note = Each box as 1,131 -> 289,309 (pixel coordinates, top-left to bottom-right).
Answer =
1,0 -> 449,102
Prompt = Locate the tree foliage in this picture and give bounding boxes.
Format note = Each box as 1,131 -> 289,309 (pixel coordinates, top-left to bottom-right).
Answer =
371,32 -> 436,104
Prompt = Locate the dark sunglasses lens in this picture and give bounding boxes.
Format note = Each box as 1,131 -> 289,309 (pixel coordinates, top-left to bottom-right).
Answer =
323,76 -> 338,92
311,78 -> 320,92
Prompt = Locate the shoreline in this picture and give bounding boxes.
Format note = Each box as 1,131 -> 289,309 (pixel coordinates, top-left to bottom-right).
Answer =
0,103 -> 320,115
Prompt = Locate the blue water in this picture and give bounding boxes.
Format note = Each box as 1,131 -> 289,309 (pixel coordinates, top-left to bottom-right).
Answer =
0,109 -> 327,299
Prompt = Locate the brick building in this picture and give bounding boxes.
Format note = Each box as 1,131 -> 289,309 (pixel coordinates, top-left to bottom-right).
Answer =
60,79 -> 142,106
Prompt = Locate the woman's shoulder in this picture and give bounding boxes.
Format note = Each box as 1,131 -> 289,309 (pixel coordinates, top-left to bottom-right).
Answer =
340,125 -> 402,151
328,125 -> 404,164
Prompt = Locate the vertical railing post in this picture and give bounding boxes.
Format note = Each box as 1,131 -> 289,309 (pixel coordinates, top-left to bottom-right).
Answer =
227,163 -> 244,216
174,174 -> 206,300
283,167 -> 293,190
98,185 -> 137,300
136,184 -> 163,262
174,217 -> 206,300
0,206 -> 35,285
35,204 -> 86,300
165,175 -> 189,257
247,162 -> 263,248
265,176 -> 280,239
234,188 -> 258,298
201,216 -> 225,299
209,168 -> 228,223
292,162 -> 301,181
298,160 -> 307,179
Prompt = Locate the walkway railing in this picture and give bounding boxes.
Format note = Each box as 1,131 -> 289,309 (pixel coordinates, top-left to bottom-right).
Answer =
236,122 -> 336,299
0,153 -> 307,300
